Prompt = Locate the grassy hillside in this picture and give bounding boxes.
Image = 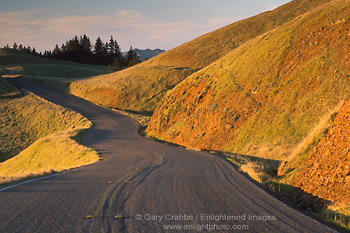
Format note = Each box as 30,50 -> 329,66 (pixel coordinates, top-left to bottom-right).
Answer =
0,78 -> 21,98
70,65 -> 195,113
0,50 -> 106,184
0,92 -> 100,184
0,49 -> 107,185
281,100 -> 350,204
273,99 -> 350,230
0,129 -> 100,184
0,92 -> 90,162
147,0 -> 350,160
70,0 -> 331,112
0,48 -> 111,91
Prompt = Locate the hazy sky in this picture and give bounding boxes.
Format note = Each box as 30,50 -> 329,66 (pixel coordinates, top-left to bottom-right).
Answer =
0,0 -> 291,52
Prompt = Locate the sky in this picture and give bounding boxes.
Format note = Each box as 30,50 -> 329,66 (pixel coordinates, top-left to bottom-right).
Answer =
0,0 -> 291,52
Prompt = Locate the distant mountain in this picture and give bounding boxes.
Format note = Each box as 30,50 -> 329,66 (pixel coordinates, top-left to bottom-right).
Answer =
134,48 -> 165,61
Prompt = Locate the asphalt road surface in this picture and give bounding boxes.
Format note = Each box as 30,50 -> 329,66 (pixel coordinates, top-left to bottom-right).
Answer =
1,78 -> 338,233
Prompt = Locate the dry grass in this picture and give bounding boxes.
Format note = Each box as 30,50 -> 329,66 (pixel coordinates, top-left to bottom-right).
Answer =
0,92 -> 91,162
148,0 -> 350,160
70,0 -> 332,113
70,65 -> 195,112
278,100 -> 344,176
0,129 -> 100,184
0,49 -> 110,186
317,203 -> 350,231
0,91 -> 101,185
287,100 -> 344,161
239,162 -> 270,183
225,151 -> 350,231
223,151 -> 280,184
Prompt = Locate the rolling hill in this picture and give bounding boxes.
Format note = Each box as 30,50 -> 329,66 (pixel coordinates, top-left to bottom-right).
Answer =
0,88 -> 100,185
1,0 -> 349,227
0,49 -> 104,185
1,0 -> 349,228
69,0 -> 331,112
146,2 -> 350,226
0,48 -> 111,92
147,0 -> 350,160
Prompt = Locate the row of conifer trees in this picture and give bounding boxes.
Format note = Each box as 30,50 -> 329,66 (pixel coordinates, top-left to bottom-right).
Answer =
9,34 -> 140,71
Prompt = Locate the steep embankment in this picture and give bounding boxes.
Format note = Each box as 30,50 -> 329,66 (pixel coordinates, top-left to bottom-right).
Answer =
70,0 -> 331,112
147,0 -> 350,160
282,100 -> 350,204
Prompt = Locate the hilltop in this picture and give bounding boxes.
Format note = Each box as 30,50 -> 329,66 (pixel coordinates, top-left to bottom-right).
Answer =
0,48 -> 111,91
70,0 -> 331,112
147,0 -> 350,160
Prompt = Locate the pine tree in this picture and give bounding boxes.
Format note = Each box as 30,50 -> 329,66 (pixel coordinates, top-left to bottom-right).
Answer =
126,46 -> 140,67
52,44 -> 62,58
107,36 -> 122,66
79,34 -> 92,63
62,36 -> 81,62
32,47 -> 37,55
109,36 -> 115,55
114,40 -> 121,58
26,46 -> 32,53
80,34 -> 92,52
109,58 -> 122,71
103,42 -> 109,56
94,37 -> 103,55
22,34 -> 127,66
66,36 -> 80,53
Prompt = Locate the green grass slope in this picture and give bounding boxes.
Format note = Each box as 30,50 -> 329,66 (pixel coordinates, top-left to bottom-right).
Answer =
0,78 -> 21,98
70,0 -> 331,112
0,48 -> 111,91
147,0 -> 350,160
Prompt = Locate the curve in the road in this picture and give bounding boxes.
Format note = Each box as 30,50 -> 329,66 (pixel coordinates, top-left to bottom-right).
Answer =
0,78 -> 338,233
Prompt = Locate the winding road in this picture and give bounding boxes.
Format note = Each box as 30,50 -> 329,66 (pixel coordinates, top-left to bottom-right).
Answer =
1,78 -> 338,233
